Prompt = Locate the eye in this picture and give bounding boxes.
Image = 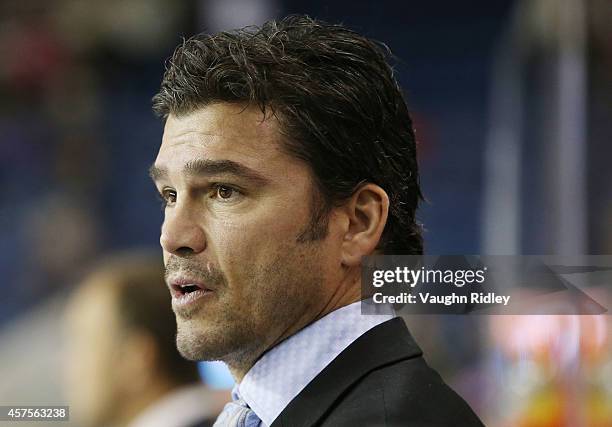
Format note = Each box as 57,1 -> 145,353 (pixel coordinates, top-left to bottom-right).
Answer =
212,184 -> 239,201
159,188 -> 177,207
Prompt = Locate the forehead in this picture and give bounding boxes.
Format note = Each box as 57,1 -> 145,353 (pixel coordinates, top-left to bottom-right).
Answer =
157,103 -> 286,168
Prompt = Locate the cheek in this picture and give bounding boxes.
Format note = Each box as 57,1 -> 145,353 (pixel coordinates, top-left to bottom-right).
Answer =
212,215 -> 301,282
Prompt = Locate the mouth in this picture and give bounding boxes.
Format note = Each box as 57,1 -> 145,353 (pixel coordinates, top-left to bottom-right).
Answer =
171,282 -> 207,296
168,278 -> 214,309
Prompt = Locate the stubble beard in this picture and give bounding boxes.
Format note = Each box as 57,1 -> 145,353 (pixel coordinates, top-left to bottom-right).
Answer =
170,242 -> 326,373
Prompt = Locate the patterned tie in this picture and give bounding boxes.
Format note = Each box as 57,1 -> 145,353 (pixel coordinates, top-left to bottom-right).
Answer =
213,387 -> 263,427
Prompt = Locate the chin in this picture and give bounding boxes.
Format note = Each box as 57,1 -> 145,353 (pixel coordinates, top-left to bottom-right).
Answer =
175,319 -> 211,360
176,342 -> 206,361
176,333 -> 213,361
175,316 -> 265,367
175,319 -> 233,362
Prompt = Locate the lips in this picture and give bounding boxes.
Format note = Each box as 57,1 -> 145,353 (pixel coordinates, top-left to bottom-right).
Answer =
170,281 -> 207,297
166,273 -> 215,312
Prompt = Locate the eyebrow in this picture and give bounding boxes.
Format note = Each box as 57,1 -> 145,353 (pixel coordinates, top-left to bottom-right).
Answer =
149,159 -> 269,186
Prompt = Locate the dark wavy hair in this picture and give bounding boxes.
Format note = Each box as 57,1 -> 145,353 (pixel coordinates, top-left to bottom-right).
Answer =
152,15 -> 423,254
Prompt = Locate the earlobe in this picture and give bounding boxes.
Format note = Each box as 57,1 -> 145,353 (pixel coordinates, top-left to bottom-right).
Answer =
341,184 -> 389,266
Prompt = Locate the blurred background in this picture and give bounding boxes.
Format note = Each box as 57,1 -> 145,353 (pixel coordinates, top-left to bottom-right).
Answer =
0,0 -> 610,426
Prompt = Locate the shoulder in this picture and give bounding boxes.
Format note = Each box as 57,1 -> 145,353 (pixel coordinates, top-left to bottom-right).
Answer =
322,354 -> 485,427
272,317 -> 485,427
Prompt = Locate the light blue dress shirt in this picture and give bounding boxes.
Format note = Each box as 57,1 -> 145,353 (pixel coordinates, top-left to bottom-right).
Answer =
237,300 -> 396,426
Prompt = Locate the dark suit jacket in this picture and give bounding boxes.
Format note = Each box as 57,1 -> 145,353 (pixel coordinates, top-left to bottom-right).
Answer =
270,317 -> 485,427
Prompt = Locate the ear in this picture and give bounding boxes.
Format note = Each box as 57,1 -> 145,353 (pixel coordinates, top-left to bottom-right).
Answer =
340,183 -> 389,266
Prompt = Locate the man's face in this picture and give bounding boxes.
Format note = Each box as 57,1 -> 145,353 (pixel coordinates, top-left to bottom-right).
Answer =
152,103 -> 342,369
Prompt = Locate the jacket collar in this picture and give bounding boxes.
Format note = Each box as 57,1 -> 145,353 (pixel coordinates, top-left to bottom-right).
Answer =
271,317 -> 422,427
238,301 -> 395,426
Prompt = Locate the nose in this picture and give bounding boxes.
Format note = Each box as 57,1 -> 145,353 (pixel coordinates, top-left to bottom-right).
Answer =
160,203 -> 207,256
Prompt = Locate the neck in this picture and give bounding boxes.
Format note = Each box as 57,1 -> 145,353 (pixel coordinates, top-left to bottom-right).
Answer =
227,269 -> 362,382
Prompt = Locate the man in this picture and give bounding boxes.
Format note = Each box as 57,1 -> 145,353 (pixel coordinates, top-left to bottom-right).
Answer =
150,15 -> 484,426
64,252 -> 228,427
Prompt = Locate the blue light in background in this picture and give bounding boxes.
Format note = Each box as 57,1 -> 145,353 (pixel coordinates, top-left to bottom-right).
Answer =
198,361 -> 235,389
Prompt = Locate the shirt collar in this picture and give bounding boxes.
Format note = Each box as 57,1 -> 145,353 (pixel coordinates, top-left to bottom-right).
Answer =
237,300 -> 395,426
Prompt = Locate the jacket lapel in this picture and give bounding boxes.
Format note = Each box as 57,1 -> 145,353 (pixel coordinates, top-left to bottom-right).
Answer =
270,317 -> 422,427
